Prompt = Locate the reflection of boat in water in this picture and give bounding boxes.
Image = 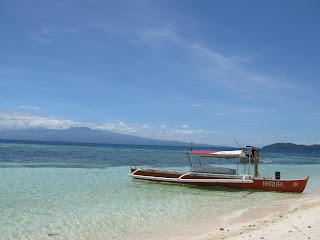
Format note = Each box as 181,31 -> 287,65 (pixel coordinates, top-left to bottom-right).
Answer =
129,146 -> 309,193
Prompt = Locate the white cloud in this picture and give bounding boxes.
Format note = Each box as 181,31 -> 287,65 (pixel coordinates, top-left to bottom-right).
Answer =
0,110 -> 88,130
141,124 -> 152,129
0,110 -> 137,134
138,26 -> 304,96
190,44 -> 246,72
167,129 -> 221,135
0,110 -> 222,143
95,122 -> 137,135
19,106 -> 40,110
174,129 -> 204,134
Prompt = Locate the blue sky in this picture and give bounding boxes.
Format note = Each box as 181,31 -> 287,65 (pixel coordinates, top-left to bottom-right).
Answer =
1,0 -> 320,147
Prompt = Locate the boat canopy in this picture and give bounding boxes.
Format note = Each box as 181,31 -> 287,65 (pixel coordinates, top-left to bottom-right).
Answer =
187,150 -> 247,159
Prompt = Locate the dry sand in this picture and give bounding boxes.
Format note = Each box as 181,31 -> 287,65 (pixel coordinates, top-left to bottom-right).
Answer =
182,195 -> 320,240
134,194 -> 320,240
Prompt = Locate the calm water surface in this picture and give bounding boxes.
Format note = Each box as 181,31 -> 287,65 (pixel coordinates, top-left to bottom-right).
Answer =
1,140 -> 319,239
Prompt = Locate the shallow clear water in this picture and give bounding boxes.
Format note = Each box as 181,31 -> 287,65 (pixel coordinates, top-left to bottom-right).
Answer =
0,141 -> 319,239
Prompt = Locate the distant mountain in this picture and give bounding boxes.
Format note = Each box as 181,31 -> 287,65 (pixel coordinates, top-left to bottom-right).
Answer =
263,143 -> 320,150
0,127 -> 218,147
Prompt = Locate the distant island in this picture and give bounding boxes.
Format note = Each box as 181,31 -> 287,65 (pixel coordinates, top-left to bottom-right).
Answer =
263,143 -> 320,150
0,127 -> 223,148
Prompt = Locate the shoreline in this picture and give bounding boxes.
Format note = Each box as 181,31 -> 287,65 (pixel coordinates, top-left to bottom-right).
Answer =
132,193 -> 320,240
201,194 -> 320,240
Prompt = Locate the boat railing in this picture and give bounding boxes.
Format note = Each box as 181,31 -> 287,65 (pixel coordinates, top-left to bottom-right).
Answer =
132,163 -> 187,174
191,166 -> 237,175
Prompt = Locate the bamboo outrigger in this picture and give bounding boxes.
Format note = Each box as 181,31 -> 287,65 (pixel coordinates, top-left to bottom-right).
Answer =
129,146 -> 309,193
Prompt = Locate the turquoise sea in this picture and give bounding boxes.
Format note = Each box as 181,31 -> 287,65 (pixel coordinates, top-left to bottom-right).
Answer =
1,140 -> 320,239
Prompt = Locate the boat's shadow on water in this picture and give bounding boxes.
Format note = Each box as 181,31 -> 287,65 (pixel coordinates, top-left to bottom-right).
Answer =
131,178 -> 258,196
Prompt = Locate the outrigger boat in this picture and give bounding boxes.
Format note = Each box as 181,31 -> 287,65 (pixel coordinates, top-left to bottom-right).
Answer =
129,146 -> 309,193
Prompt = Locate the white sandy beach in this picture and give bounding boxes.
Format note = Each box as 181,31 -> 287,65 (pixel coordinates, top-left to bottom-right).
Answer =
199,195 -> 320,240
134,194 -> 320,240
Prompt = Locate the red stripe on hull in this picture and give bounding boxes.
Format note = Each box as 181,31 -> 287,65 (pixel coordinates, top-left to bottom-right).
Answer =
130,168 -> 309,193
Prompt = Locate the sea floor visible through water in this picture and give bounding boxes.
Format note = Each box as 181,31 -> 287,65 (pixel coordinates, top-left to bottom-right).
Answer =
0,141 -> 319,239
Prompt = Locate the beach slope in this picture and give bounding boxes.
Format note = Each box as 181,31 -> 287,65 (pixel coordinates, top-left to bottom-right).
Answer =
200,196 -> 320,240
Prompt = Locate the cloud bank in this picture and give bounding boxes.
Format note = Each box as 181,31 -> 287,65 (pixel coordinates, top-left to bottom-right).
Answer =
0,109 -> 220,142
